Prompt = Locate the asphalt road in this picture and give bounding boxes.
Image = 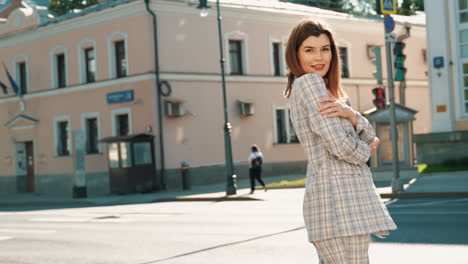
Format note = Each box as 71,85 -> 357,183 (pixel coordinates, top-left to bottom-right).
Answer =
0,189 -> 467,264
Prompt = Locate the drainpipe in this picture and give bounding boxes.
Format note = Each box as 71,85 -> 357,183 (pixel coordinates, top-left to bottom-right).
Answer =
144,0 -> 166,190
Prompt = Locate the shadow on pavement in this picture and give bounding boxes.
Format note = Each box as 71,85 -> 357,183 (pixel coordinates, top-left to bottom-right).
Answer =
0,174 -> 301,212
372,198 -> 468,245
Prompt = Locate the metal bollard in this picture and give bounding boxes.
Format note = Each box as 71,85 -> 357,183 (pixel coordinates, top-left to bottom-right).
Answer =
179,161 -> 190,190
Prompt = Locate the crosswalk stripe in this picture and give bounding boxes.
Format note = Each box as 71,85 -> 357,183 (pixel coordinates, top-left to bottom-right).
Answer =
0,236 -> 13,241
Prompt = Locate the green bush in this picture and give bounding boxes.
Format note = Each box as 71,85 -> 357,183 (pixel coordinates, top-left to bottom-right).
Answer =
418,156 -> 468,174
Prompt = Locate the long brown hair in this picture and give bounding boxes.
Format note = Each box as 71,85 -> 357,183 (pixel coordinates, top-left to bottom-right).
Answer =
284,18 -> 347,100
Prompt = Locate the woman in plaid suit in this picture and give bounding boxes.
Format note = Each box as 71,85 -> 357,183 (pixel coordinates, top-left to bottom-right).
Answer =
285,19 -> 397,263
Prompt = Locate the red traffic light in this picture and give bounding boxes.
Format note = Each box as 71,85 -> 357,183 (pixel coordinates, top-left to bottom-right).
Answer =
372,87 -> 386,109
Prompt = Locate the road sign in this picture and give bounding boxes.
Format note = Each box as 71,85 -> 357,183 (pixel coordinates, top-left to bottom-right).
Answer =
384,15 -> 395,33
380,0 -> 397,15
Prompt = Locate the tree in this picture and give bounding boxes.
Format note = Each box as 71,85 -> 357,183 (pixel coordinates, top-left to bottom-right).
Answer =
280,0 -> 377,16
48,0 -> 98,16
398,0 -> 424,16
413,0 -> 424,11
282,0 -> 424,17
280,0 -> 347,13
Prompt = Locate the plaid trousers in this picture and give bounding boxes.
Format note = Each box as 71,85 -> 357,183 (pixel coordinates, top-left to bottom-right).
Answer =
314,234 -> 370,264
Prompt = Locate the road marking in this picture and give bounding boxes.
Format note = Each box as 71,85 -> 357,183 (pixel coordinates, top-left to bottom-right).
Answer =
0,236 -> 13,241
0,228 -> 56,234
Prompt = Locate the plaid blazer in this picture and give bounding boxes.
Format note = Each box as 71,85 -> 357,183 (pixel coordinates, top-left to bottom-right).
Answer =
289,73 -> 397,242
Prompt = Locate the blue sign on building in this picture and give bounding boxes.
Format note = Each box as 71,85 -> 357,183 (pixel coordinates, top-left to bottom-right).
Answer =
107,90 -> 134,104
433,56 -> 444,69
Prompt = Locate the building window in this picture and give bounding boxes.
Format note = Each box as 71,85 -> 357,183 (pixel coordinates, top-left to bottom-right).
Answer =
116,114 -> 129,136
112,108 -> 131,137
56,53 -> 67,88
134,142 -> 152,165
17,62 -> 27,94
85,117 -> 99,154
339,47 -> 350,78
275,108 -> 298,144
229,40 -> 243,75
272,42 -> 282,76
56,120 -> 70,156
463,64 -> 468,113
460,0 -> 468,23
115,40 -> 127,78
85,47 -> 96,83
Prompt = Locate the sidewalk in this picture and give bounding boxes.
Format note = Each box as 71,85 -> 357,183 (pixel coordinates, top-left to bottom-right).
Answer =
380,170 -> 468,198
1,171 -> 468,207
0,174 -> 304,207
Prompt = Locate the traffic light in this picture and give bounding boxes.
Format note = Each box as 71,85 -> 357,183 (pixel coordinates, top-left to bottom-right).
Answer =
393,41 -> 407,82
372,87 -> 386,110
370,46 -> 383,85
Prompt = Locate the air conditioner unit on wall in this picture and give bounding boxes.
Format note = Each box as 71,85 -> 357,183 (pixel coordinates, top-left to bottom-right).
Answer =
239,102 -> 254,116
165,101 -> 185,117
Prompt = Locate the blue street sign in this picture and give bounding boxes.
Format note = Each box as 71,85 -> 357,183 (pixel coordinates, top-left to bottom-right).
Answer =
384,15 -> 395,33
107,90 -> 134,104
433,56 -> 444,69
380,0 -> 397,14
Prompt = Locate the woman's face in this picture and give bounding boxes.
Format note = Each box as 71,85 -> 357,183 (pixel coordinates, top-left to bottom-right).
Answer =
297,34 -> 332,77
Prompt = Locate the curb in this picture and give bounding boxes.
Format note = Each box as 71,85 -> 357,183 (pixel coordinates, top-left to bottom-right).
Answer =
0,200 -> 95,207
152,196 -> 264,203
0,195 -> 264,207
265,185 -> 304,189
380,192 -> 468,198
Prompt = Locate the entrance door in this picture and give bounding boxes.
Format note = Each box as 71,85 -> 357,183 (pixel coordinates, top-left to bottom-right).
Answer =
25,141 -> 35,192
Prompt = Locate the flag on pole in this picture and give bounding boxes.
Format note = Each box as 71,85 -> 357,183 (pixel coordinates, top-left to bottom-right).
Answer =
2,62 -> 20,96
0,80 -> 7,95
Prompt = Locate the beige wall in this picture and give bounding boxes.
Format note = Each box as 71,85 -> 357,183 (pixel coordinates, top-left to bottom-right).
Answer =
0,0 -> 429,186
0,78 -> 156,176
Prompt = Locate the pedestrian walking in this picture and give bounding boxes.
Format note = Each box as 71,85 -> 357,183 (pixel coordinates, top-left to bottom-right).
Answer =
285,19 -> 397,264
248,144 -> 267,194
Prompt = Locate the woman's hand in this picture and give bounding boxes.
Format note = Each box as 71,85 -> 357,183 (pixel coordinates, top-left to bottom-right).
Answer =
368,137 -> 380,156
318,94 -> 357,127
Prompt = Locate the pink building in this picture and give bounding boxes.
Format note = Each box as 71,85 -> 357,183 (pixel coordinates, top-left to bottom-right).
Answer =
0,0 -> 429,196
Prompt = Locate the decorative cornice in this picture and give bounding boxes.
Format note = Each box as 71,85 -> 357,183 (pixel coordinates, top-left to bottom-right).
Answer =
0,72 -> 429,105
4,113 -> 39,128
0,0 -> 144,48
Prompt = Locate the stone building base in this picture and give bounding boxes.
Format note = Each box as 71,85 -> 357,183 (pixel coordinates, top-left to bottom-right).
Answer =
414,131 -> 468,164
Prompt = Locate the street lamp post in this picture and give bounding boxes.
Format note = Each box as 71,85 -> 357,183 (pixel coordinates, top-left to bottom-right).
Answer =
197,0 -> 237,195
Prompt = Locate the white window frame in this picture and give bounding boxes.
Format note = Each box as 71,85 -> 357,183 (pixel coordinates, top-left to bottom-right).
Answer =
337,40 -> 352,78
77,38 -> 98,84
225,30 -> 250,75
111,107 -> 132,136
272,105 -> 297,144
269,36 -> 287,76
81,112 -> 101,154
54,115 -> 72,156
107,31 -> 129,79
12,54 -> 29,94
50,45 -> 69,89
452,0 -> 468,119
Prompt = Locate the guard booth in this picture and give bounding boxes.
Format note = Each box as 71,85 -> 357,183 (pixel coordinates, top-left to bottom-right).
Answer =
100,133 -> 159,194
363,104 -> 418,183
